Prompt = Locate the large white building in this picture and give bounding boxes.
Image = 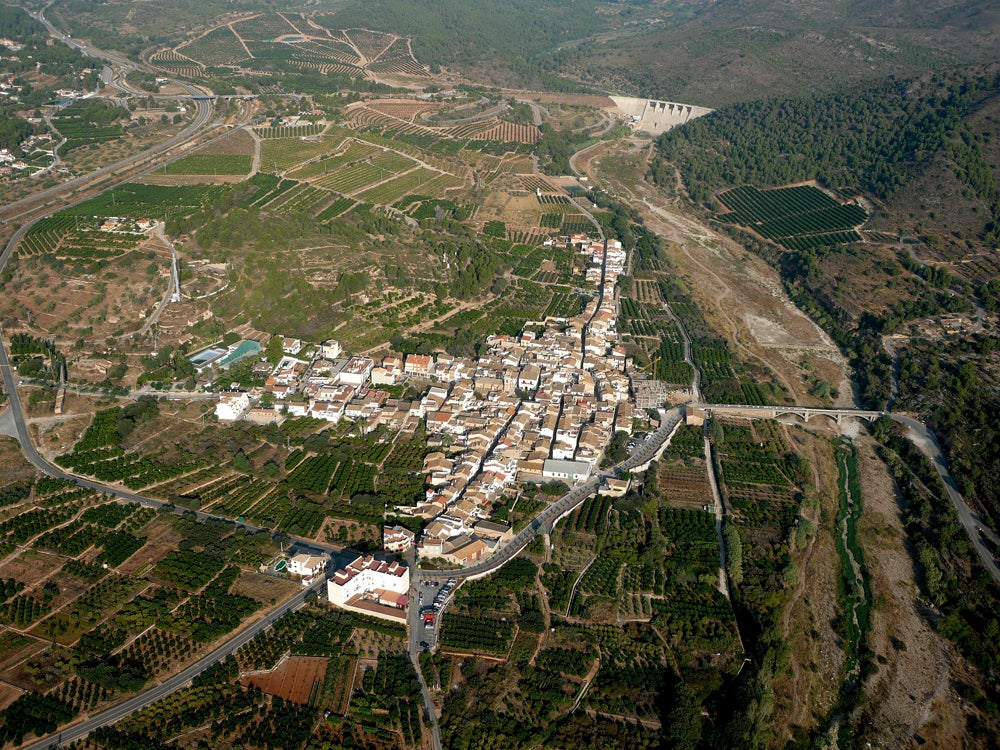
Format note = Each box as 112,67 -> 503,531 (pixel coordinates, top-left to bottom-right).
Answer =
327,555 -> 409,621
215,392 -> 250,421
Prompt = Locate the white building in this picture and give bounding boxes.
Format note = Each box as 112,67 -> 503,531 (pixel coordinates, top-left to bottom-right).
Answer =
327,555 -> 409,621
339,356 -> 375,387
288,553 -> 326,582
320,339 -> 343,359
215,392 -> 250,421
383,525 -> 415,552
542,458 -> 591,483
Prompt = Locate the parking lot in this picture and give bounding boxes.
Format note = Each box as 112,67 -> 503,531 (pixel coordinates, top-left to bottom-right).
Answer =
416,576 -> 457,650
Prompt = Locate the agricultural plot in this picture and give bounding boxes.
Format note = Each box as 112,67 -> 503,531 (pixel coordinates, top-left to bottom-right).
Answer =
162,154 -> 252,176
713,420 -> 806,591
149,49 -> 204,78
316,196 -> 357,222
439,613 -> 515,656
342,28 -> 396,60
18,218 -> 142,262
717,185 -> 866,248
476,122 -> 540,143
357,167 -> 437,204
231,13 -> 300,40
0,469 -> 297,745
60,182 -> 223,220
269,183 -> 333,214
309,151 -> 418,195
288,140 -> 379,180
260,135 -> 341,172
297,38 -> 363,65
51,109 -> 123,155
242,656 -> 327,706
246,175 -> 294,206
54,407 -> 206,492
255,124 -> 326,140
367,38 -> 427,76
177,26 -> 249,67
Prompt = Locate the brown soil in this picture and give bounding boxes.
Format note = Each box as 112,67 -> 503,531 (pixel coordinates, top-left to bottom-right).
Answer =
480,189 -> 540,227
228,570 -> 299,604
0,682 -> 22,711
241,655 -> 327,705
0,550 -> 64,588
770,426 -> 846,742
137,173 -> 247,185
848,434 -> 987,748
113,540 -> 171,576
0,631 -> 47,674
0,436 -> 35,486
199,128 -> 256,156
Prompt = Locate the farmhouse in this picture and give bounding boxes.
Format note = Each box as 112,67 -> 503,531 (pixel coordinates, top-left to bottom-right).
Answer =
287,553 -> 326,582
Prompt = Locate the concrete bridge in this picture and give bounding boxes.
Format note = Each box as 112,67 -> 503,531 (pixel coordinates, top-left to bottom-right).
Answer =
688,403 -> 887,425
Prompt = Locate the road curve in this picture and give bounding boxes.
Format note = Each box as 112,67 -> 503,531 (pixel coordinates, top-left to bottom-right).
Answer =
891,414 -> 1000,587
0,332 -> 341,562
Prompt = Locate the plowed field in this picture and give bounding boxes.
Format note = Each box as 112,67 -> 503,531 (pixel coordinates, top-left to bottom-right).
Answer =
241,655 -> 327,705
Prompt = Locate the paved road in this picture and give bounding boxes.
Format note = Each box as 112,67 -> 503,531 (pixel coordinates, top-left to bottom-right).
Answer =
405,550 -> 443,750
3,10 -> 215,225
20,576 -> 325,750
892,414 -> 1000,586
0,334 -> 342,562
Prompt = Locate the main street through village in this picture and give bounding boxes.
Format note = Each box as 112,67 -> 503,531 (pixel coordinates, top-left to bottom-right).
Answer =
1,14 -> 998,749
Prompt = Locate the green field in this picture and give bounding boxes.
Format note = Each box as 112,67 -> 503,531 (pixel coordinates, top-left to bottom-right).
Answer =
717,185 -> 866,249
163,154 -> 253,175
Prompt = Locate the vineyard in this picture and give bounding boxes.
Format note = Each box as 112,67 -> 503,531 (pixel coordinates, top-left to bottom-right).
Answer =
177,26 -> 249,67
717,185 -> 866,249
260,136 -> 341,172
255,124 -> 326,140
231,13 -> 300,40
148,49 -> 203,78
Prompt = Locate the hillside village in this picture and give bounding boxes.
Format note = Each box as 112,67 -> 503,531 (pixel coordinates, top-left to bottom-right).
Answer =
211,232 -> 645,572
